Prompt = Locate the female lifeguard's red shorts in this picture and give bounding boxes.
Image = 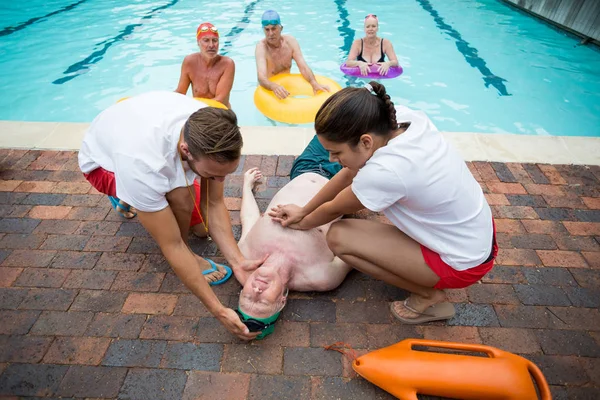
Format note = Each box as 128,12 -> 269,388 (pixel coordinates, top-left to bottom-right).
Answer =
83,167 -> 204,226
421,220 -> 498,289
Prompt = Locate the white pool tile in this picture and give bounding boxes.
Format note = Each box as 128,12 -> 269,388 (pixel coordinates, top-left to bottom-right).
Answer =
476,134 -> 577,164
37,122 -> 88,150
560,136 -> 600,165
442,132 -> 489,161
240,126 -> 308,155
0,121 -> 58,149
1,120 -> 599,165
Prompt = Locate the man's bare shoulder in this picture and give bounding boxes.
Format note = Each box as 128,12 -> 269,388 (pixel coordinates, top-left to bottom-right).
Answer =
219,55 -> 235,66
184,52 -> 201,61
182,52 -> 201,66
281,35 -> 298,45
256,38 -> 267,49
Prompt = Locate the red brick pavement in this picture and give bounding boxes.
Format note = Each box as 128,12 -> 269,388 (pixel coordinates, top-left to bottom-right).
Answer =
0,149 -> 599,399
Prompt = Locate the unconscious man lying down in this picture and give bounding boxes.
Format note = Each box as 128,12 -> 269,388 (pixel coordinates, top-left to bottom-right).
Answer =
234,165 -> 351,338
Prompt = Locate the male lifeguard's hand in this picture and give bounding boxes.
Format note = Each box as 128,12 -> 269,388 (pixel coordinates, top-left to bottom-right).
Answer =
312,83 -> 330,95
232,255 -> 269,284
272,84 -> 290,99
218,308 -> 260,340
238,255 -> 269,272
268,204 -> 307,228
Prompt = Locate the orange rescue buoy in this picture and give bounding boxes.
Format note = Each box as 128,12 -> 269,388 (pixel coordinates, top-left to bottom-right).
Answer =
352,339 -> 551,400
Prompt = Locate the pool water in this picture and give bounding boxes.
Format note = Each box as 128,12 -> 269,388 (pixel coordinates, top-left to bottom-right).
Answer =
0,0 -> 599,136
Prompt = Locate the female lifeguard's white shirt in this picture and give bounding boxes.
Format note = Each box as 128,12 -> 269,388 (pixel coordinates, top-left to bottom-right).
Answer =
352,106 -> 493,271
78,91 -> 204,212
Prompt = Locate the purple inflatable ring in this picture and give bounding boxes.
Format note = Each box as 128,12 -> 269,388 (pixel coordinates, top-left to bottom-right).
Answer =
340,63 -> 403,79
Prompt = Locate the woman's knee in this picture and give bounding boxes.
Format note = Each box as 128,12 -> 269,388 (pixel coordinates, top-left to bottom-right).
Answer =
326,219 -> 352,253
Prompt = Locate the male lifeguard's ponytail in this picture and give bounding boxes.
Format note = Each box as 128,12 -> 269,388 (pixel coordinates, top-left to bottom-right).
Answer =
314,81 -> 399,145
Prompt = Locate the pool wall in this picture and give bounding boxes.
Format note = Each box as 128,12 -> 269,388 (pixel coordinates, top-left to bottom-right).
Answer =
501,0 -> 600,44
1,121 -> 599,165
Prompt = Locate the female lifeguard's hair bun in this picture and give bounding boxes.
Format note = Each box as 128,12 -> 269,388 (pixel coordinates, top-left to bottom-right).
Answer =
315,81 -> 397,145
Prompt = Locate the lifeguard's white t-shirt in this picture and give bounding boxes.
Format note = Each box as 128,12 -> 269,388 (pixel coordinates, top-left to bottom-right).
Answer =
78,91 -> 205,212
352,106 -> 493,271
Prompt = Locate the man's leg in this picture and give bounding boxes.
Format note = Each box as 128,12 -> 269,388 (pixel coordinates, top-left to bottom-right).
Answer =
190,179 -> 209,238
83,167 -> 135,218
239,168 -> 262,243
326,219 -> 448,319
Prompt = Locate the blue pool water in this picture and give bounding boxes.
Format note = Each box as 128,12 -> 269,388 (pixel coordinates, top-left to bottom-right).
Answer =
0,0 -> 599,136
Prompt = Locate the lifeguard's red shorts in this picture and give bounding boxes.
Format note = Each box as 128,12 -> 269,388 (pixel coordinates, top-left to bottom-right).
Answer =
421,220 -> 498,289
83,167 -> 204,226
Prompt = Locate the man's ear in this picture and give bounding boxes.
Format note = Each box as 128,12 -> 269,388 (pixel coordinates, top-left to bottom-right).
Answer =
277,288 -> 288,311
277,296 -> 287,312
180,142 -> 193,161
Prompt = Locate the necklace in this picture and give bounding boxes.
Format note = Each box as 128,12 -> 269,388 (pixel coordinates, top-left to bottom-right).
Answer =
179,153 -> 210,238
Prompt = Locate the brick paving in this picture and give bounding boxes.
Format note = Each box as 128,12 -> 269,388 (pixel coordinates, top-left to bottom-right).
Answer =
0,148 -> 599,399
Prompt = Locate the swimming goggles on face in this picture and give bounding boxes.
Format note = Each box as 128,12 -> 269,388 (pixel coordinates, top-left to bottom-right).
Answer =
235,309 -> 280,332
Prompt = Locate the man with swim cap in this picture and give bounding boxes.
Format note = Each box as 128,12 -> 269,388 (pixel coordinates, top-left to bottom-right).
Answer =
255,10 -> 329,100
176,22 -> 235,108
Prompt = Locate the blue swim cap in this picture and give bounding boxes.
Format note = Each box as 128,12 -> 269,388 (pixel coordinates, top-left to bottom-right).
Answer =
261,10 -> 281,27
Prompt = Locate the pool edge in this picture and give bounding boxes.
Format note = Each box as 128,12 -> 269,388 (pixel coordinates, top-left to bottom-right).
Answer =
0,121 -> 598,165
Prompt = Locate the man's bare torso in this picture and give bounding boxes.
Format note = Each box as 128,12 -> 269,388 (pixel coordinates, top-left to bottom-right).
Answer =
260,36 -> 294,77
238,173 -> 336,290
185,53 -> 231,102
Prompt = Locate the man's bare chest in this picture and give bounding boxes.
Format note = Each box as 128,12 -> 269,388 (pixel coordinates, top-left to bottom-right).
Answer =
241,217 -> 332,266
266,48 -> 292,72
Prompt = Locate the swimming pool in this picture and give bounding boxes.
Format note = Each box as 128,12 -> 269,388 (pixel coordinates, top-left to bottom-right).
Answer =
0,0 -> 599,136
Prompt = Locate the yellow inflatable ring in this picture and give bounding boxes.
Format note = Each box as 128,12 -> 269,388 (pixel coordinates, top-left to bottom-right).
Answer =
254,73 -> 342,124
194,97 -> 228,109
117,96 -> 228,110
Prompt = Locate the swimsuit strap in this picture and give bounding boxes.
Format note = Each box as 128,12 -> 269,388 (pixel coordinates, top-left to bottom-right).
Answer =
356,39 -> 367,63
379,38 -> 386,63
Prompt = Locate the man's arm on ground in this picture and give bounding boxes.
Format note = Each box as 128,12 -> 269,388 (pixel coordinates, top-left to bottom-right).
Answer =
255,42 -> 275,90
239,169 -> 261,243
214,59 -> 235,105
175,56 -> 192,94
201,177 -> 244,270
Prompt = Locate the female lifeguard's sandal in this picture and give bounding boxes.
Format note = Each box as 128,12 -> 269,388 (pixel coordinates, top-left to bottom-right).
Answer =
202,258 -> 232,286
108,196 -> 137,219
390,299 -> 455,324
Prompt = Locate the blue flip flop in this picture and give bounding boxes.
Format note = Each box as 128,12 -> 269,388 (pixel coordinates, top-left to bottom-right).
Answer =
108,196 -> 137,219
203,258 -> 233,286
